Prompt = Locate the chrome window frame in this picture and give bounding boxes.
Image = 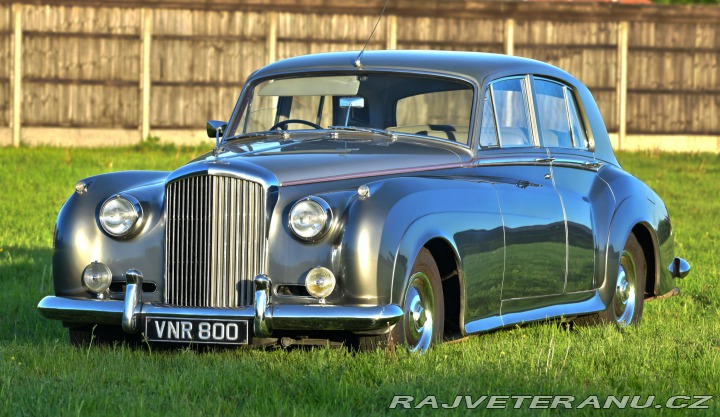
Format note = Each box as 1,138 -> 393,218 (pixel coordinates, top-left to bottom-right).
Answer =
532,76 -> 590,150
482,75 -> 538,150
477,86 -> 500,149
564,88 -> 590,149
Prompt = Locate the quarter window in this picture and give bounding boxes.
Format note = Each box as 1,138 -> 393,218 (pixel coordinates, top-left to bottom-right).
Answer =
479,91 -> 499,148
490,78 -> 534,147
566,92 -> 589,149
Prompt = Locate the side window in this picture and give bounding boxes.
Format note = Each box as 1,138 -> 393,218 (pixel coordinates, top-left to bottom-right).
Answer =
479,89 -> 499,148
534,80 -> 572,148
566,92 -> 589,149
490,78 -> 533,147
533,78 -> 589,149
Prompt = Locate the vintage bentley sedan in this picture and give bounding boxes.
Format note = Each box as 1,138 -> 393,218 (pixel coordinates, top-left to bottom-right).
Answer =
38,51 -> 690,352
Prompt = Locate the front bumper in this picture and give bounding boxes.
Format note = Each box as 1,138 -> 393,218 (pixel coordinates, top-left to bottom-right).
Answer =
37,274 -> 403,338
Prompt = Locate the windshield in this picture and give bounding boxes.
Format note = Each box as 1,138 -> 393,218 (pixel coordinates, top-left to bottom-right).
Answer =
227,73 -> 474,145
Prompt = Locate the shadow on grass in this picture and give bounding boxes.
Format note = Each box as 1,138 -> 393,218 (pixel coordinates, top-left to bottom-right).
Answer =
0,247 -> 63,343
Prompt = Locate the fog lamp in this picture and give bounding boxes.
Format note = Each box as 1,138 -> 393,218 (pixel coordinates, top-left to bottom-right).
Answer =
82,262 -> 112,294
305,267 -> 336,301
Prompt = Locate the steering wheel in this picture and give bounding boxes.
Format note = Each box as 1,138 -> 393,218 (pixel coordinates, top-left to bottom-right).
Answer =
269,119 -> 323,131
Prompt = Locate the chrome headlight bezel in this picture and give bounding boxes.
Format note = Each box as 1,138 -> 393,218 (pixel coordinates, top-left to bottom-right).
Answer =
98,194 -> 143,238
288,196 -> 333,242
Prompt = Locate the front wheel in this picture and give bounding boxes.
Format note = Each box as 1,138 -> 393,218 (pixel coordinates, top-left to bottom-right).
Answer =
394,248 -> 445,352
68,325 -> 139,347
353,248 -> 445,352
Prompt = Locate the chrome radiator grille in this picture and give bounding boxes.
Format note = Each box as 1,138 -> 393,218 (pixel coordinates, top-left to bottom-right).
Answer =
164,175 -> 266,308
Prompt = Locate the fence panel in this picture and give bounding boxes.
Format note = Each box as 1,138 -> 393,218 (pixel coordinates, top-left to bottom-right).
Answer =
514,20 -> 618,131
20,5 -> 141,128
628,21 -> 720,134
151,9 -> 266,128
1,4 -> 10,128
1,1 -> 718,146
397,17 -> 504,53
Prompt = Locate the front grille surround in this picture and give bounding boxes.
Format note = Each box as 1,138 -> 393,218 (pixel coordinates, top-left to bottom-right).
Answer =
164,174 -> 266,308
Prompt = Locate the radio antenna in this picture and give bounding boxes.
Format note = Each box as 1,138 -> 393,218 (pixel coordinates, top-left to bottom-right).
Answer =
354,0 -> 390,69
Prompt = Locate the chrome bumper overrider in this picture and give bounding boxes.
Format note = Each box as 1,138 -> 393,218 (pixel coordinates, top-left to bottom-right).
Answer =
37,275 -> 403,338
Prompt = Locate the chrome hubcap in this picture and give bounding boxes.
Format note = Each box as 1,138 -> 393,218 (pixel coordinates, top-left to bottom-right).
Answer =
614,250 -> 637,326
403,272 -> 434,352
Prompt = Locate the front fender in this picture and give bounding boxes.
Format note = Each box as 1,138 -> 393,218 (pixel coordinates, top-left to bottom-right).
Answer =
53,171 -> 169,298
339,176 -> 500,306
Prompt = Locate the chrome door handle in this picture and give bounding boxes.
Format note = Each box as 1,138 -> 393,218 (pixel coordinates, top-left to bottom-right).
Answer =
535,157 -> 555,163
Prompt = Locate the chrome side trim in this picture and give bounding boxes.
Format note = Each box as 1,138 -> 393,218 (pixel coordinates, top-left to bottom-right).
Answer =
474,156 -> 553,167
122,269 -> 143,333
552,158 -> 603,171
465,290 -> 605,335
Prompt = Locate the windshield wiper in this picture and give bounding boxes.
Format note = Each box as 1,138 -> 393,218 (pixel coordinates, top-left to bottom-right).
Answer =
327,126 -> 398,140
223,130 -> 291,142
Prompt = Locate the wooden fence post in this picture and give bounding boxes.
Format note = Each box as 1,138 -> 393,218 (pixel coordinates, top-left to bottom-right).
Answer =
386,15 -> 397,50
617,21 -> 628,150
504,18 -> 514,56
11,4 -> 22,147
140,8 -> 152,142
267,12 -> 278,64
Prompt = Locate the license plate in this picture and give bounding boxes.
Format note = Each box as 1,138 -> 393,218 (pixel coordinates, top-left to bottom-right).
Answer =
144,317 -> 249,345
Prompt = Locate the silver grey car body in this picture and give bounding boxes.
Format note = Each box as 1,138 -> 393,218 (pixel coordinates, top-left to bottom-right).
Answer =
38,51 -> 689,351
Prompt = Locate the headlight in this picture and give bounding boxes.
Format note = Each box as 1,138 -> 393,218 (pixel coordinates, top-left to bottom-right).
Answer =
305,267 -> 336,301
99,194 -> 142,237
82,262 -> 112,293
288,197 -> 332,241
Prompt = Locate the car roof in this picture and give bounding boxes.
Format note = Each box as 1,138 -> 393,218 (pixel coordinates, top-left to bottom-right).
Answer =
244,50 -> 618,167
251,50 -> 576,87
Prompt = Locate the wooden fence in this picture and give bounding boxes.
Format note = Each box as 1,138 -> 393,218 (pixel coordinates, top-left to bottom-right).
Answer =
0,0 -> 719,150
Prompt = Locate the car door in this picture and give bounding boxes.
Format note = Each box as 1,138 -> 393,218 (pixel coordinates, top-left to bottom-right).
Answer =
532,77 -> 603,293
475,76 -> 567,300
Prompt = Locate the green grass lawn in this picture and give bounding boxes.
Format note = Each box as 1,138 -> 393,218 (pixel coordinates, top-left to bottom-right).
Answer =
1,145 -> 718,416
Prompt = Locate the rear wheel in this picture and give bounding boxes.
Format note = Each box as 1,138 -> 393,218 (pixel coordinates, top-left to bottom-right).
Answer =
583,232 -> 646,327
354,248 -> 444,352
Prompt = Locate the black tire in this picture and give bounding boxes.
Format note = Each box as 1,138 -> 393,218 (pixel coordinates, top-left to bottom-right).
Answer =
68,325 -> 138,347
68,326 -> 94,347
355,248 -> 445,352
579,232 -> 646,327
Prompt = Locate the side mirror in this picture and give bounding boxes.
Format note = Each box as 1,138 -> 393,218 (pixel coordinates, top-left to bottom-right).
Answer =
207,120 -> 227,139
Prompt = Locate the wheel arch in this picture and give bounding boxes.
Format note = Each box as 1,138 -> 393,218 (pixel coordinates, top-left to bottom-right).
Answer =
603,195 -> 668,307
424,238 -> 464,337
631,222 -> 658,297
390,216 -> 470,336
